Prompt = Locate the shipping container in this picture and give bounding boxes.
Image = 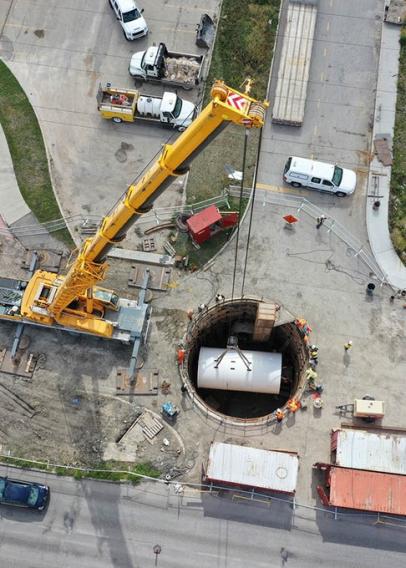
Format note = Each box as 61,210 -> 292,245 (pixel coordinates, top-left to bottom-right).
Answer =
205,442 -> 299,494
331,427 -> 406,475
315,463 -> 406,516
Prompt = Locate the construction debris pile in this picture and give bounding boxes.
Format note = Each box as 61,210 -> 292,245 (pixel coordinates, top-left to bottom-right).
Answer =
165,57 -> 200,85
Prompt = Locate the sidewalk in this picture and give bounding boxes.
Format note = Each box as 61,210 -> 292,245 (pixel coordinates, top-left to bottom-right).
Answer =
367,20 -> 406,290
0,123 -> 66,250
0,124 -> 30,225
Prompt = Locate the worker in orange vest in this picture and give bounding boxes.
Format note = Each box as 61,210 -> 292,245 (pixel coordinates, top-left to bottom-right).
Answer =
275,408 -> 285,422
287,399 -> 301,413
177,348 -> 186,366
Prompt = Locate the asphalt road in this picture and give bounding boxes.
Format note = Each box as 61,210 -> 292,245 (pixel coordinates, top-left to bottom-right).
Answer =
0,468 -> 405,568
258,0 -> 382,240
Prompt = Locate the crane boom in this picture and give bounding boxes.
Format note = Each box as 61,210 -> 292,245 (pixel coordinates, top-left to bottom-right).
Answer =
20,81 -> 267,337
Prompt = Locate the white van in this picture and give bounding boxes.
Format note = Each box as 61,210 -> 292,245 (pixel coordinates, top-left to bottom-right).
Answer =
283,156 -> 356,196
109,0 -> 148,41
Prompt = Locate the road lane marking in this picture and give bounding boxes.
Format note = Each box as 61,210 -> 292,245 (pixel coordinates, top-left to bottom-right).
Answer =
313,125 -> 318,137
326,21 -> 330,33
323,47 -> 327,57
320,72 -> 325,82
158,27 -> 195,34
256,182 -> 304,196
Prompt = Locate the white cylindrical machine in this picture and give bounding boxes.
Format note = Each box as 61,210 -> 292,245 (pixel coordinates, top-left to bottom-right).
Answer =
197,347 -> 282,394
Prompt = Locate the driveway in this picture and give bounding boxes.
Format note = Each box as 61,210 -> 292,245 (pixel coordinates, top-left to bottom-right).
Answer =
258,0 -> 382,241
0,0 -> 219,237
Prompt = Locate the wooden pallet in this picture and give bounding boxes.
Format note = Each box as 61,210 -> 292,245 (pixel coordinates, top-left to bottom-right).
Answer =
138,411 -> 164,441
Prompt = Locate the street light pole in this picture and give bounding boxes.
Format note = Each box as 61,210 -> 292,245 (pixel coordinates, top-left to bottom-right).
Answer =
153,544 -> 162,566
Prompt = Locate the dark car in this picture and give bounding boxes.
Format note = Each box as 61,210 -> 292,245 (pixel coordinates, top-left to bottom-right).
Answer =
0,476 -> 49,511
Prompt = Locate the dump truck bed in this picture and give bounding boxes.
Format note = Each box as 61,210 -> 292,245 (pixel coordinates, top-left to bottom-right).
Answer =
163,52 -> 204,88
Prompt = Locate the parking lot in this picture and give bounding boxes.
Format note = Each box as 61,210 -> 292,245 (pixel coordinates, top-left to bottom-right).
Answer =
0,0 -> 220,240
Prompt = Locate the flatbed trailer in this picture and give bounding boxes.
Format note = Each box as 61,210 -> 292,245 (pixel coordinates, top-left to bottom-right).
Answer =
272,1 -> 317,126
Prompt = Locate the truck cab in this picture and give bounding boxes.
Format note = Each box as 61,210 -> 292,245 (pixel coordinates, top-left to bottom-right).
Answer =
129,45 -> 161,79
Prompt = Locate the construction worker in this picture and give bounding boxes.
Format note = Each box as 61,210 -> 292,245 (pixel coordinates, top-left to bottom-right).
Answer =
305,367 -> 318,382
309,349 -> 318,368
287,399 -> 301,413
275,408 -> 285,422
215,293 -> 225,303
177,348 -> 186,366
344,340 -> 353,351
316,215 -> 327,229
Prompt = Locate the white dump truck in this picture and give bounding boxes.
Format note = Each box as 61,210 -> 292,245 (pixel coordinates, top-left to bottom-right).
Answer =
129,42 -> 204,90
97,84 -> 196,130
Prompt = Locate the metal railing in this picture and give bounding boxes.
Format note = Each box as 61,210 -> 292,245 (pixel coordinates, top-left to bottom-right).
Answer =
229,187 -> 389,285
1,454 -> 405,529
1,192 -> 230,238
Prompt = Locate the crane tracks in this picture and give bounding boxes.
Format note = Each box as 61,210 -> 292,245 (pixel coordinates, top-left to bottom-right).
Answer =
0,382 -> 36,418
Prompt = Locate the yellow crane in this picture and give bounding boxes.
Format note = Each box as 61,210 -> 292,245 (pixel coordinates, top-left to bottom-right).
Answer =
13,81 -> 267,339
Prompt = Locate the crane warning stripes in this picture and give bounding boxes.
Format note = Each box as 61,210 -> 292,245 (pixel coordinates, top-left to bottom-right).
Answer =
226,93 -> 248,112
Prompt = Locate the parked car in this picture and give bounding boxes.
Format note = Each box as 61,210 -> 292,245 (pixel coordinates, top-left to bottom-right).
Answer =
109,0 -> 148,40
0,476 -> 49,511
283,156 -> 356,196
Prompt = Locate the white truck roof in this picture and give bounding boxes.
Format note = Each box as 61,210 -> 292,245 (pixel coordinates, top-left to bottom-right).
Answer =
118,0 -> 139,12
290,156 -> 335,179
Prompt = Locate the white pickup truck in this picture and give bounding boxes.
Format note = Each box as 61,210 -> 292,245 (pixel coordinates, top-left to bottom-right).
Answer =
97,84 -> 196,130
129,42 -> 204,90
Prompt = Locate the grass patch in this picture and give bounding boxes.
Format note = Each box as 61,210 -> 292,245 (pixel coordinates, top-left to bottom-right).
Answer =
173,197 -> 248,268
0,60 -> 73,247
390,27 -> 406,262
0,455 -> 160,485
187,0 -> 280,204
180,0 -> 280,265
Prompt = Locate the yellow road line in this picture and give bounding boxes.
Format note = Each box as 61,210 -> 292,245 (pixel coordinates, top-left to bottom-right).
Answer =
256,182 -> 302,195
158,27 -> 195,34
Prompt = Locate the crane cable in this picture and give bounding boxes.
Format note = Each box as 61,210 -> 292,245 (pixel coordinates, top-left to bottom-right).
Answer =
240,123 -> 264,297
231,128 -> 249,300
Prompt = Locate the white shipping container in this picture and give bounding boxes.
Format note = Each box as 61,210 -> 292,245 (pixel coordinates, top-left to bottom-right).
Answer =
206,442 -> 299,494
197,347 -> 282,394
332,428 -> 406,474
